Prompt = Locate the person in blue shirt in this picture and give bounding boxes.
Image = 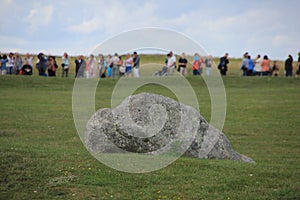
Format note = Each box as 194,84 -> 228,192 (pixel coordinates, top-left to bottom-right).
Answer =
247,55 -> 254,76
1,54 -> 8,75
240,52 -> 249,76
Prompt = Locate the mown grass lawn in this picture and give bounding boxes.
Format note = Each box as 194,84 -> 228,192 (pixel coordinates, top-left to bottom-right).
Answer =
0,63 -> 299,199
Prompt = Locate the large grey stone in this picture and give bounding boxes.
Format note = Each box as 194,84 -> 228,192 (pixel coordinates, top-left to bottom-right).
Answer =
85,92 -> 254,163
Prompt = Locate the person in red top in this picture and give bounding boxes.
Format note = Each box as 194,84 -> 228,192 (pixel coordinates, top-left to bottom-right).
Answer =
261,55 -> 270,76
192,53 -> 202,75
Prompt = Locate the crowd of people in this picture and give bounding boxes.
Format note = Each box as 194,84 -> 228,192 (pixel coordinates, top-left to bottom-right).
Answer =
239,52 -> 300,77
0,51 -> 299,78
0,51 -> 141,79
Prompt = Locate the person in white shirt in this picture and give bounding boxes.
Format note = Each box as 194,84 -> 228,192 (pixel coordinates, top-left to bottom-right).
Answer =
133,52 -> 140,78
167,51 -> 176,75
254,54 -> 263,76
7,53 -> 14,75
61,52 -> 69,77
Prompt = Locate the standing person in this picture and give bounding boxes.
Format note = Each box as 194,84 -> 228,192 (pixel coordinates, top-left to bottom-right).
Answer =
14,52 -> 22,75
86,54 -> 97,78
296,52 -> 300,77
0,54 -> 8,75
98,54 -> 107,78
167,51 -> 176,75
118,56 -> 125,77
125,53 -> 133,78
36,53 -> 48,76
133,52 -> 140,78
61,52 -> 69,78
25,53 -> 33,66
192,53 -> 201,76
261,55 -> 270,76
254,54 -> 262,76
106,54 -> 112,78
285,54 -> 293,77
218,53 -> 229,76
75,55 -> 81,78
111,53 -> 120,79
240,52 -> 249,76
204,55 -> 213,76
7,52 -> 14,75
47,56 -> 58,77
247,55 -> 254,76
178,52 -> 188,76
74,55 -> 85,78
272,61 -> 280,77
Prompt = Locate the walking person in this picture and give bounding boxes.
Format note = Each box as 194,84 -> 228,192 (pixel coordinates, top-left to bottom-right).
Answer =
218,53 -> 229,76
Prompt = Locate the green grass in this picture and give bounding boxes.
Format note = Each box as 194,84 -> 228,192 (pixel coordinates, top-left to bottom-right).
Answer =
0,64 -> 300,199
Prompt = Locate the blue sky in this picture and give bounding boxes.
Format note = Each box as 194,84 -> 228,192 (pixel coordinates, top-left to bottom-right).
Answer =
0,0 -> 299,59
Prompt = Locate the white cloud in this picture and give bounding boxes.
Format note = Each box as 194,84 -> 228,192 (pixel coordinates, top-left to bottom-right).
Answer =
68,18 -> 100,34
67,1 -> 158,35
25,3 -> 54,32
3,0 -> 13,5
0,0 -> 299,58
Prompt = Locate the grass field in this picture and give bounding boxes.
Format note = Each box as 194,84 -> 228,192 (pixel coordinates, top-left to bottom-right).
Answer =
0,56 -> 300,199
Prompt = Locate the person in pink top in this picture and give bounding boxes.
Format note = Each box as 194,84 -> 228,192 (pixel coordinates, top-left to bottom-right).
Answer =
261,55 -> 270,76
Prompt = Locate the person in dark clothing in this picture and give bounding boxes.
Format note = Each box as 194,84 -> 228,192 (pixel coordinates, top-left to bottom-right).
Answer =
47,56 -> 58,77
75,55 -> 86,78
271,61 -> 280,77
36,53 -> 48,76
285,55 -> 293,77
218,53 -> 229,75
21,61 -> 33,75
296,52 -> 300,78
178,53 -> 188,76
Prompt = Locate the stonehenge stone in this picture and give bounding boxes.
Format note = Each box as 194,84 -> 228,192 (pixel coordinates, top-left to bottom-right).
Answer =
85,93 -> 254,163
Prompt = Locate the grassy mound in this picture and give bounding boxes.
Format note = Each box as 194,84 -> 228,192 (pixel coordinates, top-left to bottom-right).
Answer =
0,63 -> 299,199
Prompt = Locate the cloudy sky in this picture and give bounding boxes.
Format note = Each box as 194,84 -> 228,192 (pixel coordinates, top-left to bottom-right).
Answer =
0,0 -> 299,59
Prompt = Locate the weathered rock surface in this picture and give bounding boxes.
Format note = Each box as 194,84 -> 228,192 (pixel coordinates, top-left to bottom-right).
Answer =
85,93 -> 254,163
